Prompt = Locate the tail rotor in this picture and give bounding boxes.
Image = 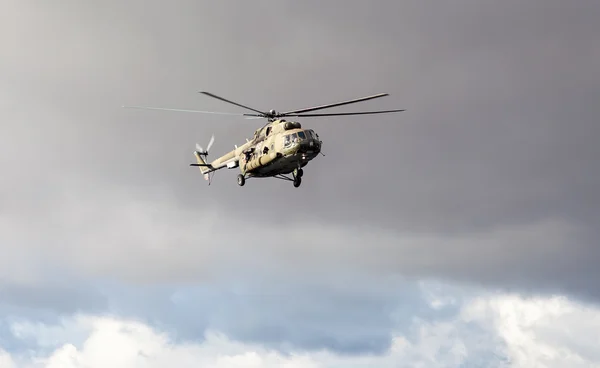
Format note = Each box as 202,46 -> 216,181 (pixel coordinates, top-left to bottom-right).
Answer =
195,134 -> 215,157
193,134 -> 215,184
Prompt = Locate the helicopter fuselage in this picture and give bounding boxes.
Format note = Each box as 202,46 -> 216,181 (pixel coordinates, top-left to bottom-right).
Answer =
195,120 -> 322,187
239,125 -> 322,178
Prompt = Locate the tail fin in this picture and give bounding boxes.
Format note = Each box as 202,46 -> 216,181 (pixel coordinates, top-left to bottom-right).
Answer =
193,151 -> 212,181
192,136 -> 215,182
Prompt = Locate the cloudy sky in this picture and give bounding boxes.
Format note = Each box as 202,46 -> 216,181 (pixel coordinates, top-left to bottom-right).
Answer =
2,0 -> 600,366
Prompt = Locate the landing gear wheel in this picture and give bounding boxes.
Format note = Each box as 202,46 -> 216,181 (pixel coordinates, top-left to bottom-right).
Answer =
293,176 -> 302,188
237,174 -> 245,186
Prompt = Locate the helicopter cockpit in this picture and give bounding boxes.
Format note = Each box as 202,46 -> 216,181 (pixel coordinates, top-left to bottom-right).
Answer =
283,129 -> 320,148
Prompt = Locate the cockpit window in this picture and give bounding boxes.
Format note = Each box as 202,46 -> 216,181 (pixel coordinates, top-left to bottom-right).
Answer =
297,131 -> 306,140
284,133 -> 296,146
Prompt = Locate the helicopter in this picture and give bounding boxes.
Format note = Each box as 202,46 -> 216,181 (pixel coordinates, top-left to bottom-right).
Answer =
124,91 -> 404,188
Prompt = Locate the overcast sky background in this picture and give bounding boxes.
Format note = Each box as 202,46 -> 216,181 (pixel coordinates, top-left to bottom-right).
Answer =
2,0 -> 600,366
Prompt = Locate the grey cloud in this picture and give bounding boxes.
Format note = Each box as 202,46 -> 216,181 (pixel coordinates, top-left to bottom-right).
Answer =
0,183 -> 590,354
0,276 -> 462,355
0,284 -> 107,315
0,279 -> 107,356
2,0 -> 600,344
0,184 -> 590,295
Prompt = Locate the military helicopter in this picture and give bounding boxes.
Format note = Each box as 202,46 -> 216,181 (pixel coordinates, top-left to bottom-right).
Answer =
124,91 -> 404,188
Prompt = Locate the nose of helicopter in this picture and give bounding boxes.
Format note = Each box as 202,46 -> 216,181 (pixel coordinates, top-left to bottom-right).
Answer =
298,133 -> 321,154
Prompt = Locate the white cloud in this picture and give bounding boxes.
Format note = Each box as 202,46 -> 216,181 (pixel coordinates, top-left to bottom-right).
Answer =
3,290 -> 600,368
0,350 -> 17,368
463,294 -> 600,367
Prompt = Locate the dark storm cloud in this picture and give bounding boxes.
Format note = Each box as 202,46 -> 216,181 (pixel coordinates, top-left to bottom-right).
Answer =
7,0 -> 595,235
2,0 -> 600,352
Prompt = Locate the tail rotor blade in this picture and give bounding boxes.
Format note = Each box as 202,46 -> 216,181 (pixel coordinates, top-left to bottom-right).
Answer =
196,143 -> 204,153
206,134 -> 215,153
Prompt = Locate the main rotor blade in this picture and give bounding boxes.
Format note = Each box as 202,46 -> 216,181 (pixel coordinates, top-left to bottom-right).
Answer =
122,105 -> 245,116
199,92 -> 267,116
288,109 -> 405,117
280,93 -> 390,115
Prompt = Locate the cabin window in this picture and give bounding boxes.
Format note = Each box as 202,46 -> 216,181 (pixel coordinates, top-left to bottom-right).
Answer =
284,133 -> 296,146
